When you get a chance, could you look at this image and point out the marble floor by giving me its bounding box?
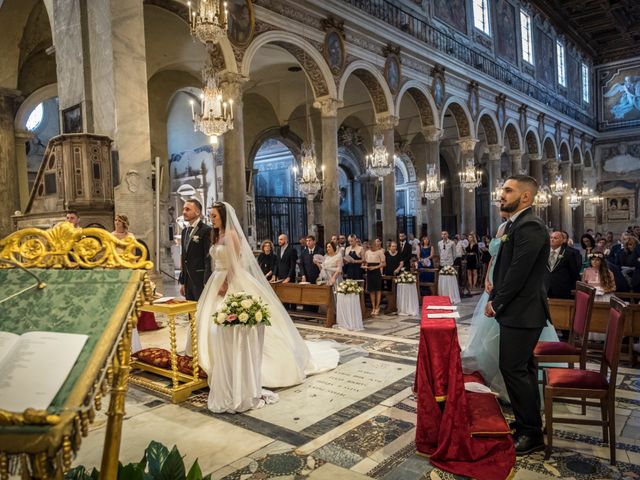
[71,291,640,480]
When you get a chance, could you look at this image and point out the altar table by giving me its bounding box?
[415,296,515,480]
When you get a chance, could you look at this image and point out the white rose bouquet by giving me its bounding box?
[394,271,417,284]
[440,265,457,276]
[336,279,364,295]
[213,291,271,327]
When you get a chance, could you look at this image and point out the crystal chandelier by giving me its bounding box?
[187,0,228,47]
[420,164,444,202]
[458,159,482,192]
[366,133,392,180]
[190,58,233,142]
[568,188,582,210]
[491,178,504,206]
[533,186,552,209]
[550,175,567,197]
[589,194,603,205]
[296,143,323,196]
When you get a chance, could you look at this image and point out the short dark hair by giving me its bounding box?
[306,235,316,241]
[506,175,539,195]
[186,198,203,212]
[66,210,79,216]
[326,241,338,253]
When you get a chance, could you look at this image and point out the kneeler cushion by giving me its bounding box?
[177,355,207,378]
[467,392,511,436]
[133,347,171,368]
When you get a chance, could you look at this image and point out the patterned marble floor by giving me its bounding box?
[72,293,640,479]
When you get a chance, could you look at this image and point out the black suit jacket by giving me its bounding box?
[275,244,298,281]
[490,207,550,328]
[300,245,324,284]
[179,221,212,299]
[398,241,412,268]
[548,246,580,299]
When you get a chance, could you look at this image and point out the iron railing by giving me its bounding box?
[255,196,308,244]
[340,214,366,240]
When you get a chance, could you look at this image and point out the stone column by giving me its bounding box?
[316,98,341,239]
[529,154,543,185]
[458,137,478,234]
[423,126,442,247]
[560,162,573,239]
[572,165,584,238]
[0,88,20,236]
[15,130,33,211]
[547,162,561,230]
[510,150,522,175]
[221,74,248,228]
[360,174,377,241]
[378,115,398,242]
[487,144,504,233]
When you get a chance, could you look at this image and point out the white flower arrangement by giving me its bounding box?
[336,279,364,295]
[394,271,417,284]
[440,265,457,276]
[213,292,271,327]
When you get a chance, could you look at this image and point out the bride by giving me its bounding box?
[196,202,339,412]
[461,221,559,402]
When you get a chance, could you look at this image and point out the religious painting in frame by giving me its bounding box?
[432,65,446,110]
[496,94,506,128]
[384,53,401,95]
[495,0,517,65]
[599,60,640,130]
[323,28,345,76]
[62,104,82,133]
[227,0,254,47]
[468,81,479,120]
[433,0,467,33]
[535,30,555,87]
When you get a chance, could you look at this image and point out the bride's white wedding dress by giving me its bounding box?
[195,204,339,413]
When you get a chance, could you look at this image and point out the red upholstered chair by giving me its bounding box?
[543,296,627,465]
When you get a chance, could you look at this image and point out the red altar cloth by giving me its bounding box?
[415,296,515,480]
[137,311,160,331]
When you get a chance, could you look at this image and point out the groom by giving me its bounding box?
[179,199,212,301]
[485,175,550,455]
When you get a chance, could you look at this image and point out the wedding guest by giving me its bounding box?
[579,233,596,271]
[65,210,81,228]
[257,240,277,280]
[438,231,455,266]
[338,234,347,255]
[615,235,640,290]
[112,214,135,241]
[548,231,580,299]
[343,234,364,280]
[582,252,616,301]
[466,233,480,290]
[408,232,420,257]
[274,234,297,283]
[398,232,412,269]
[364,238,386,315]
[317,241,343,286]
[419,236,434,268]
[300,235,323,284]
[384,241,404,276]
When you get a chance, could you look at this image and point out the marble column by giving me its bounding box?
[560,162,573,239]
[222,74,248,229]
[510,150,522,175]
[487,144,504,233]
[572,166,584,238]
[423,126,443,247]
[458,137,478,234]
[0,88,20,236]
[547,162,561,230]
[529,154,543,185]
[378,115,398,242]
[15,130,33,211]
[317,99,341,240]
[360,175,377,241]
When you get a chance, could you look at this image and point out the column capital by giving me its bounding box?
[14,129,34,141]
[487,144,504,161]
[457,137,478,153]
[422,126,443,143]
[219,72,249,102]
[313,97,342,117]
[546,161,559,176]
[375,114,399,131]
[528,154,543,162]
[0,87,22,100]
[509,150,522,158]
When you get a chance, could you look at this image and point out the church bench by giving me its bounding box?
[271,282,336,327]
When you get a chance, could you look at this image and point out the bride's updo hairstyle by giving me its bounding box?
[211,202,228,244]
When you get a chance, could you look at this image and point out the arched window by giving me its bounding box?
[26,103,43,131]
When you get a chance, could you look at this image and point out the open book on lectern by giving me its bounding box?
[0,331,87,412]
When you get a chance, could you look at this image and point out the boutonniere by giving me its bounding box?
[192,235,200,243]
[500,234,509,243]
[558,254,563,260]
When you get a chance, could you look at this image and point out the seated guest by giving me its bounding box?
[548,231,581,299]
[112,214,134,241]
[317,241,343,286]
[615,235,640,290]
[300,235,323,284]
[582,252,616,301]
[257,240,277,281]
[344,234,364,280]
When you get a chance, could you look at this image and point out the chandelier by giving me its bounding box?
[568,188,583,209]
[533,186,552,209]
[366,133,392,180]
[491,178,504,206]
[550,175,567,197]
[296,143,323,196]
[589,194,603,205]
[190,58,233,142]
[187,0,228,47]
[458,159,482,192]
[420,164,445,202]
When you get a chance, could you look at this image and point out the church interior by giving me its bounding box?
[1,0,640,478]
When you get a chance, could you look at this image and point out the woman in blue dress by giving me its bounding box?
[461,222,560,402]
[418,236,434,284]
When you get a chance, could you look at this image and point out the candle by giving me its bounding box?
[229,99,234,120]
[190,99,195,120]
[321,165,325,181]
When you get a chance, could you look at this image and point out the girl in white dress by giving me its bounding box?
[196,202,339,413]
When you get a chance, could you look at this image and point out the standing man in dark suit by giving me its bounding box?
[274,233,297,283]
[179,199,212,300]
[398,232,412,270]
[486,175,550,455]
[300,235,324,284]
[548,231,581,299]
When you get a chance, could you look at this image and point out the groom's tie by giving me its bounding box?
[548,250,557,270]
[184,226,193,249]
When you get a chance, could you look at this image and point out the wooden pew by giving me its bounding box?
[381,275,397,313]
[271,282,336,327]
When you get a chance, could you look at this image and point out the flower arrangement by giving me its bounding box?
[440,265,457,276]
[213,292,271,326]
[500,234,509,243]
[395,271,417,283]
[336,279,364,295]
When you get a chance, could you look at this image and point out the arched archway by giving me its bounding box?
[339,60,394,116]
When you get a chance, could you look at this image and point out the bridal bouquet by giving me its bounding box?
[213,292,272,326]
[440,266,457,276]
[395,271,417,284]
[336,279,364,295]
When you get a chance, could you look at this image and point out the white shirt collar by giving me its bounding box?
[508,206,531,223]
[189,218,201,228]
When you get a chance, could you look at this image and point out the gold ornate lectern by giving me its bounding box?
[0,223,153,479]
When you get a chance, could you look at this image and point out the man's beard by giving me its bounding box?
[500,196,521,213]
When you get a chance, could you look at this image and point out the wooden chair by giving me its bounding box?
[416,267,439,299]
[543,296,628,465]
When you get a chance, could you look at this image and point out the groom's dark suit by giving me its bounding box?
[179,220,212,301]
[490,207,550,438]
